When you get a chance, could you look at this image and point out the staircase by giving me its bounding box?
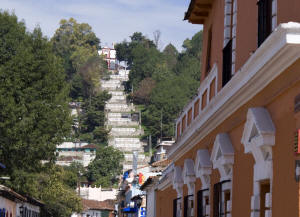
[101,69,148,171]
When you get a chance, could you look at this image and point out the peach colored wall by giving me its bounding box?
[157,60,300,217]
[277,0,300,24]
[156,186,177,217]
[200,0,300,92]
[201,0,224,91]
[234,0,257,72]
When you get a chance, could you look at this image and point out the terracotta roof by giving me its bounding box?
[81,144,97,149]
[140,176,160,191]
[82,199,115,211]
[151,159,171,167]
[0,185,26,202]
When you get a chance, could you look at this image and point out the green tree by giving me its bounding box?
[163,43,178,69]
[7,166,82,217]
[0,11,81,217]
[78,91,111,144]
[0,11,71,174]
[51,18,107,99]
[86,146,124,187]
[116,31,203,143]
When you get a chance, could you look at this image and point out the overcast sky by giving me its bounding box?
[2,0,202,51]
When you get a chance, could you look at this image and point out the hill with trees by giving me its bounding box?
[0,12,123,217]
[115,31,203,144]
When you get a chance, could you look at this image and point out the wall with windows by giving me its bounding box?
[200,0,300,92]
[156,60,300,217]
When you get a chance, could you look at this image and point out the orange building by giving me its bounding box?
[155,0,300,217]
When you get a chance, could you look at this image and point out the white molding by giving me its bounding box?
[169,22,300,162]
[211,133,234,181]
[157,163,174,191]
[241,107,275,217]
[195,149,212,189]
[183,159,196,195]
[176,63,218,139]
[173,166,184,197]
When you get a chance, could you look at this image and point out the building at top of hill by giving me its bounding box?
[99,45,117,71]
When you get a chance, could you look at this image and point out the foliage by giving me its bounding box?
[131,77,156,104]
[116,31,203,144]
[86,146,124,188]
[78,91,111,144]
[163,43,178,69]
[6,166,82,217]
[0,11,71,174]
[0,11,81,217]
[51,18,107,99]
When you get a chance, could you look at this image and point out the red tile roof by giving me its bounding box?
[81,144,97,149]
[151,159,171,167]
[82,199,115,211]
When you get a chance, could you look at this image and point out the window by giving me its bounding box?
[222,40,232,87]
[213,180,231,217]
[187,108,192,126]
[177,122,181,138]
[224,190,231,216]
[206,26,213,74]
[260,180,270,217]
[182,115,187,133]
[194,100,200,119]
[222,0,235,86]
[184,195,194,217]
[173,198,182,217]
[257,0,272,47]
[213,183,221,217]
[197,189,209,217]
[295,130,300,154]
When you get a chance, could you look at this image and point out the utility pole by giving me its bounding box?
[149,135,152,157]
[139,109,142,130]
[160,110,163,140]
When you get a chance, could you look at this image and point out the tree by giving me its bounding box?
[163,43,179,69]
[51,18,107,99]
[7,166,82,217]
[115,32,156,66]
[116,30,203,143]
[78,91,111,144]
[0,11,81,217]
[132,77,156,104]
[153,30,161,48]
[0,11,71,174]
[86,146,124,187]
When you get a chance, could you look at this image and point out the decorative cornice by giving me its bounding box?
[169,22,300,162]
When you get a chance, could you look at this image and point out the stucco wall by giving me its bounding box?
[156,186,177,217]
[156,60,300,217]
[0,197,16,217]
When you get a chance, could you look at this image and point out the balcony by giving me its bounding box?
[170,22,300,161]
[176,63,218,140]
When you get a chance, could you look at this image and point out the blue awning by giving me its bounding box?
[122,207,138,213]
[0,163,6,169]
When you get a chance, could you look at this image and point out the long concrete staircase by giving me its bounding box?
[101,69,148,171]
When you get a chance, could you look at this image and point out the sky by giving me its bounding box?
[1,0,202,51]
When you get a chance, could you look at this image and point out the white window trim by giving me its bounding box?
[195,149,212,190]
[173,166,184,217]
[211,133,235,216]
[241,107,275,217]
[223,0,237,75]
